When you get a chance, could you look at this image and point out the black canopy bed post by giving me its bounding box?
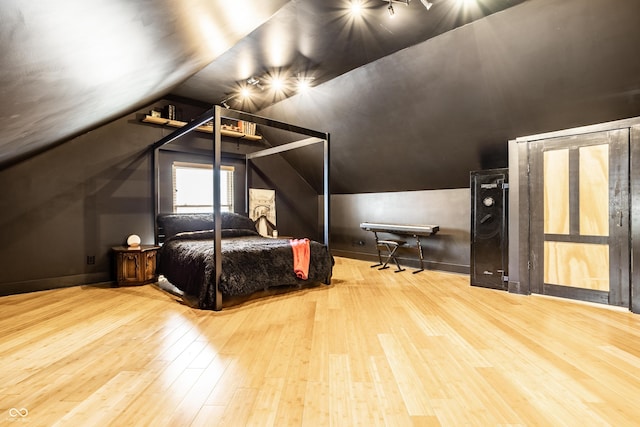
[212,106,223,311]
[153,147,160,245]
[323,133,330,248]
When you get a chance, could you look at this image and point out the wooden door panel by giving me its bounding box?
[543,149,570,235]
[579,144,609,236]
[544,241,609,291]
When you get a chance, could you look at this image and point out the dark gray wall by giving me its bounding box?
[330,189,470,273]
[0,99,319,295]
[260,0,640,194]
[0,109,155,294]
[248,153,324,242]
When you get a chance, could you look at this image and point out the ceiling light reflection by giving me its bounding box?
[421,0,433,10]
[263,25,295,68]
[197,14,228,57]
[236,49,255,81]
[452,0,481,20]
[217,1,283,40]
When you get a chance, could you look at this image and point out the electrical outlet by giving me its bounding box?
[86,255,96,265]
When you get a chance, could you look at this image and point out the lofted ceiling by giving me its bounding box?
[0,0,526,170]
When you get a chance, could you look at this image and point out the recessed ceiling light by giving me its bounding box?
[350,0,363,16]
[296,73,315,93]
[297,79,310,93]
[271,77,285,92]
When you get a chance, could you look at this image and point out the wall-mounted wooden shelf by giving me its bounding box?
[142,115,262,141]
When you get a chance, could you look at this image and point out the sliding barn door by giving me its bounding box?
[529,130,629,307]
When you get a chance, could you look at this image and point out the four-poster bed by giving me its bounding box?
[151,106,332,310]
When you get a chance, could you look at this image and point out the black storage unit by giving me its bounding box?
[470,168,508,290]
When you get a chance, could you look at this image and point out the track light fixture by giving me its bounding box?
[223,69,317,109]
[381,0,433,15]
[246,76,264,91]
[382,0,411,5]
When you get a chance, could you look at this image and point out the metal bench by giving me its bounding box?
[373,239,406,272]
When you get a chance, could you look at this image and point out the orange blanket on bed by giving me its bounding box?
[289,238,310,280]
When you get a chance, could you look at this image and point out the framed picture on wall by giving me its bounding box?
[249,188,276,237]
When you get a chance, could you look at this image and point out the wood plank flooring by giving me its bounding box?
[1,257,640,426]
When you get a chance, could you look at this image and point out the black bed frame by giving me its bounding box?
[150,106,330,311]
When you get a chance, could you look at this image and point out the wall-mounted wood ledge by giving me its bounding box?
[142,115,262,141]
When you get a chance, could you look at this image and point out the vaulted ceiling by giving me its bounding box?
[0,0,526,170]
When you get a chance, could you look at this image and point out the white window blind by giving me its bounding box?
[172,162,234,213]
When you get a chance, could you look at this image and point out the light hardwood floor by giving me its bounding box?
[1,257,640,426]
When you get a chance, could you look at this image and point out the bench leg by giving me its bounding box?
[379,243,405,272]
[392,253,405,273]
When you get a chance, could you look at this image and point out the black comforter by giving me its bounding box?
[158,229,334,309]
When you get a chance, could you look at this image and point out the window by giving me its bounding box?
[172,162,234,213]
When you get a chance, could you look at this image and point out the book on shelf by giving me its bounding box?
[205,119,258,136]
[238,121,256,135]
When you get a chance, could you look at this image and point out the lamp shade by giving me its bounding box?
[126,234,141,247]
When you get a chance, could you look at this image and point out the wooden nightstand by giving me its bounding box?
[112,245,160,286]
